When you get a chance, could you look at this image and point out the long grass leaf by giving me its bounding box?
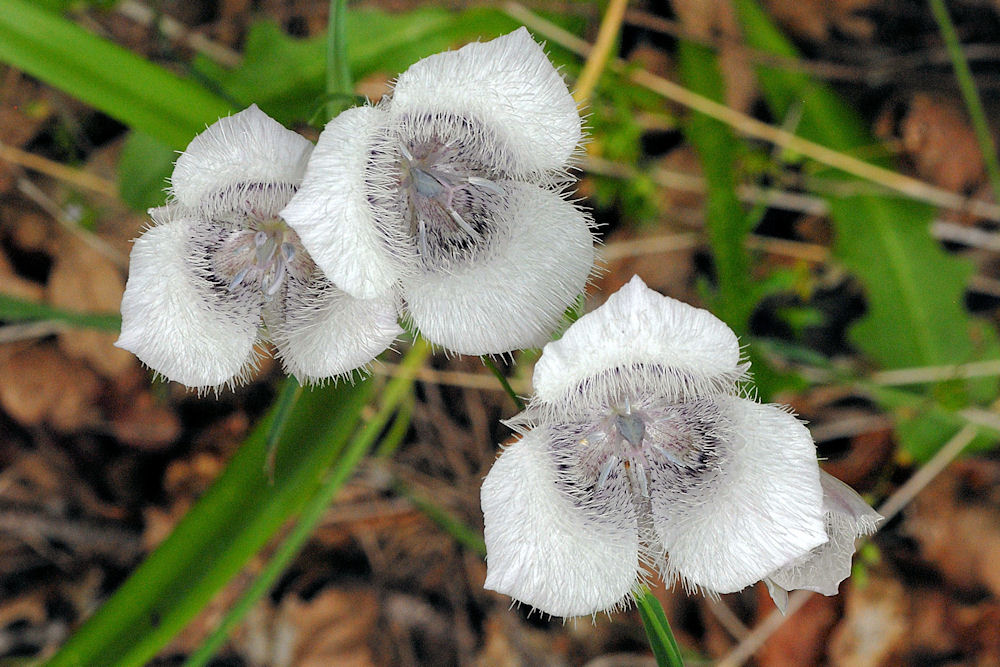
[0,0,233,149]
[46,380,373,667]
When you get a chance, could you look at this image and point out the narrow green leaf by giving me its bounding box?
[0,293,121,331]
[46,380,373,667]
[731,0,1000,459]
[635,589,685,667]
[184,339,431,667]
[0,0,233,149]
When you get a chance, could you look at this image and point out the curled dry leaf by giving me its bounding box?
[0,343,100,431]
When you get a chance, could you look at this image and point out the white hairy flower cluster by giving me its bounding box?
[116,26,879,623]
[116,28,594,390]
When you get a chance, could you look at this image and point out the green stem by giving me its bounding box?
[482,356,525,411]
[184,340,432,667]
[635,588,685,667]
[325,0,352,122]
[927,0,1000,204]
[392,479,487,557]
[265,378,303,481]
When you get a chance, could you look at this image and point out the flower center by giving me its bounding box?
[398,141,500,262]
[215,217,311,298]
[590,400,717,498]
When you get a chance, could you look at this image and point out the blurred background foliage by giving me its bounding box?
[2,0,1000,664]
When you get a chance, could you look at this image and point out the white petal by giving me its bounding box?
[482,428,640,618]
[273,277,402,383]
[171,105,313,207]
[403,183,593,355]
[115,215,259,389]
[531,275,744,413]
[650,397,827,594]
[390,27,581,175]
[280,106,405,299]
[766,471,882,600]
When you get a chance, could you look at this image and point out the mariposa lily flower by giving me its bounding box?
[116,105,402,390]
[481,275,880,617]
[281,28,595,355]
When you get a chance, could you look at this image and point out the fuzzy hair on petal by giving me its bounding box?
[170,105,313,208]
[402,182,594,355]
[280,105,406,300]
[650,397,827,594]
[529,275,746,416]
[115,212,260,390]
[272,274,402,383]
[482,428,641,618]
[765,470,882,603]
[390,27,581,176]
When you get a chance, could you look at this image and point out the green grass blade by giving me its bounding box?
[0,293,121,331]
[635,588,685,667]
[184,340,430,666]
[927,0,1000,203]
[324,0,352,121]
[676,42,751,332]
[0,0,233,149]
[46,379,373,667]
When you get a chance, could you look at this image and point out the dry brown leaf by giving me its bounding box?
[892,93,986,196]
[108,390,181,450]
[762,0,876,42]
[272,587,378,667]
[904,460,1000,597]
[828,573,909,667]
[46,235,131,379]
[0,342,101,431]
[755,589,839,666]
[671,0,757,113]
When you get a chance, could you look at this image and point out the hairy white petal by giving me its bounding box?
[765,471,882,608]
[531,275,744,413]
[651,397,827,594]
[280,105,404,299]
[171,105,313,207]
[115,216,259,389]
[273,277,402,383]
[403,183,594,355]
[390,27,581,175]
[482,428,640,617]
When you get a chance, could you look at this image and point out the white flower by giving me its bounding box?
[281,28,595,355]
[481,276,878,618]
[764,470,883,613]
[116,105,402,390]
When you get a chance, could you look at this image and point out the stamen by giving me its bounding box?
[266,261,286,295]
[597,455,618,490]
[228,267,250,292]
[281,242,296,263]
[446,206,483,241]
[466,176,503,194]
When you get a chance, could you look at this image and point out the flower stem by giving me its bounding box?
[927,0,1000,205]
[324,0,352,122]
[635,588,685,667]
[482,356,526,411]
